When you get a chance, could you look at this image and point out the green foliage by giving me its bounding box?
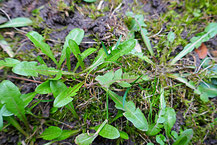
[95,124,120,139]
[0,80,25,122]
[167,31,176,43]
[54,82,84,108]
[96,69,143,88]
[173,129,193,145]
[55,130,80,141]
[119,131,129,139]
[75,133,96,145]
[75,120,107,145]
[0,58,20,67]
[35,80,52,94]
[59,28,84,66]
[123,102,148,131]
[98,39,137,69]
[0,39,14,57]
[106,89,148,131]
[168,73,217,102]
[171,23,217,64]
[20,92,37,107]
[67,39,85,70]
[12,61,60,77]
[0,80,32,131]
[0,17,32,28]
[163,107,176,137]
[126,12,153,56]
[41,126,62,140]
[83,0,96,3]
[197,82,217,102]
[41,126,79,142]
[156,134,166,145]
[0,105,13,129]
[146,89,176,138]
[73,48,96,72]
[26,31,58,66]
[1,8,215,143]
[106,39,136,62]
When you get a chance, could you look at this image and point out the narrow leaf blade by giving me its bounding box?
[0,17,32,28]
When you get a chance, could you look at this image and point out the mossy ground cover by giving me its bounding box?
[0,0,216,144]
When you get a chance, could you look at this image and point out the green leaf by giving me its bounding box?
[26,31,58,65]
[12,61,61,77]
[198,82,217,102]
[0,105,13,116]
[69,39,81,57]
[96,69,140,88]
[126,12,153,56]
[0,80,26,122]
[146,123,161,136]
[67,40,85,70]
[160,89,166,110]
[101,41,109,56]
[141,28,154,56]
[0,115,3,130]
[75,120,107,145]
[167,31,175,43]
[0,16,7,24]
[97,39,136,70]
[198,82,217,98]
[41,126,62,140]
[105,90,148,131]
[54,82,84,108]
[118,81,131,88]
[4,116,29,137]
[119,131,129,139]
[163,107,176,137]
[50,80,67,98]
[147,89,171,136]
[0,80,21,104]
[168,74,200,94]
[170,23,217,65]
[96,71,114,88]
[83,0,96,2]
[81,48,97,59]
[34,64,61,76]
[66,46,72,71]
[0,39,14,57]
[59,28,84,66]
[132,52,154,65]
[0,17,32,28]
[73,48,97,72]
[52,70,62,80]
[156,134,166,145]
[106,39,136,62]
[35,80,52,94]
[126,12,146,31]
[12,61,38,76]
[85,48,106,73]
[95,124,120,139]
[113,35,122,51]
[20,92,37,107]
[123,103,148,131]
[173,129,193,145]
[55,130,80,141]
[171,131,178,139]
[75,133,96,145]
[0,58,20,67]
